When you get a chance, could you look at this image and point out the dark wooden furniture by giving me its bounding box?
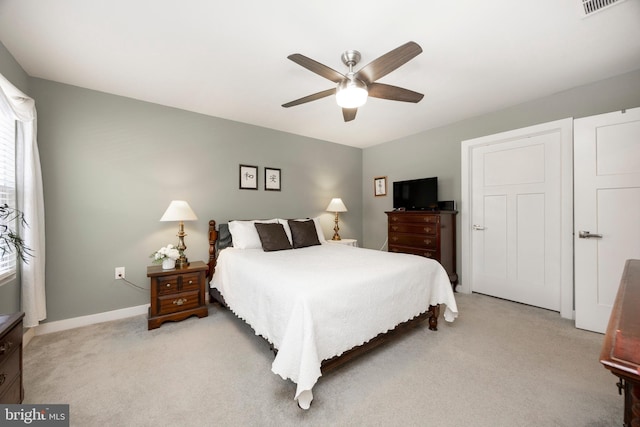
[601,259,640,427]
[147,261,208,330]
[0,312,24,403]
[205,220,441,376]
[386,210,458,289]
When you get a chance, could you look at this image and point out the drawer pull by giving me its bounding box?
[391,237,398,242]
[423,239,432,245]
[0,373,5,387]
[166,284,171,287]
[173,298,187,306]
[0,341,12,355]
[188,280,193,284]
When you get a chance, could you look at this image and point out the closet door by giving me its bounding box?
[574,107,640,333]
[461,119,573,317]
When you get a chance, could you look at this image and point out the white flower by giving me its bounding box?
[150,244,181,263]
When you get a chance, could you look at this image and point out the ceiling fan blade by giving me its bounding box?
[355,41,422,84]
[288,54,345,84]
[282,88,336,108]
[368,83,424,103]
[342,108,357,122]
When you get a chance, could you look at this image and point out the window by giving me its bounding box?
[0,112,17,282]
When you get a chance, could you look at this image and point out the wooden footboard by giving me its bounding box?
[321,305,439,374]
[206,219,440,375]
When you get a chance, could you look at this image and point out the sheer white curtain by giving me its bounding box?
[0,73,46,327]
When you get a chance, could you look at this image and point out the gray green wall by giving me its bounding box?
[362,69,640,289]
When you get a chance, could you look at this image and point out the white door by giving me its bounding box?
[461,119,573,317]
[574,108,640,333]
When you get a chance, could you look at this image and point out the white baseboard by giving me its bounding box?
[33,304,149,336]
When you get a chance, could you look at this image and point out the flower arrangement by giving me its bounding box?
[150,244,180,264]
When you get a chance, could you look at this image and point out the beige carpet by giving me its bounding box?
[23,293,622,426]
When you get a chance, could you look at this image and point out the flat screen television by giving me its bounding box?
[393,177,438,211]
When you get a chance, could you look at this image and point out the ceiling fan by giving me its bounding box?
[282,41,424,122]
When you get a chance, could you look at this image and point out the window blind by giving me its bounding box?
[0,112,17,281]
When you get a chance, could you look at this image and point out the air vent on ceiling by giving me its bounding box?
[578,0,628,17]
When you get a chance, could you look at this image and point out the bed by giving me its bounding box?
[206,218,458,409]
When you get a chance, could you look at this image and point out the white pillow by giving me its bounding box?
[229,219,278,249]
[278,217,326,245]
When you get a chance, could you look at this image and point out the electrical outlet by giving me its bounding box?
[115,267,125,280]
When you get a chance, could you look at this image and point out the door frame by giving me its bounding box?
[460,118,574,319]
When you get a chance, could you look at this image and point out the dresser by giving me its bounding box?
[600,259,640,427]
[0,312,24,403]
[386,211,457,289]
[147,261,208,330]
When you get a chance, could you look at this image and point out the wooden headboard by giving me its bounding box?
[207,220,218,283]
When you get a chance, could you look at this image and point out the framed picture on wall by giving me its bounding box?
[239,164,258,190]
[265,167,281,191]
[374,176,387,196]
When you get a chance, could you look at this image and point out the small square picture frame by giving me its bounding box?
[374,176,387,197]
[239,164,258,190]
[265,167,281,191]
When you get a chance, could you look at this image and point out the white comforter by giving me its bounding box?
[210,243,458,408]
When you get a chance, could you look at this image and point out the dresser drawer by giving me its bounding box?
[389,244,437,259]
[158,291,202,315]
[389,233,438,249]
[388,214,440,225]
[0,349,20,401]
[0,372,21,404]
[0,323,21,367]
[157,272,201,296]
[389,223,438,235]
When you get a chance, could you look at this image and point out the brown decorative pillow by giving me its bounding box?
[254,222,292,252]
[288,219,321,249]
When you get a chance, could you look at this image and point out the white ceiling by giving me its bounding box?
[1,0,639,148]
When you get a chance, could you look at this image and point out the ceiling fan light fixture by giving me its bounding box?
[336,77,368,108]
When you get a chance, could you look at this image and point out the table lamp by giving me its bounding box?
[326,198,348,241]
[160,200,198,268]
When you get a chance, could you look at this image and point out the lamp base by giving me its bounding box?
[332,212,341,240]
[176,256,189,269]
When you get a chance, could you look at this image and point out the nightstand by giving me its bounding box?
[326,238,358,247]
[147,261,208,330]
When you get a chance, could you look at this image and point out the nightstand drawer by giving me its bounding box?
[0,324,21,366]
[158,291,201,315]
[156,272,201,296]
[0,349,20,400]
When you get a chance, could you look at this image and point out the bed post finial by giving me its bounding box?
[208,220,218,283]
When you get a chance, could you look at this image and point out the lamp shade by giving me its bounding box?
[326,198,348,212]
[160,200,198,222]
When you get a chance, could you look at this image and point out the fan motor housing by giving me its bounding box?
[341,50,361,67]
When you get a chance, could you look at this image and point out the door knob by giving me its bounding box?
[578,230,602,239]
